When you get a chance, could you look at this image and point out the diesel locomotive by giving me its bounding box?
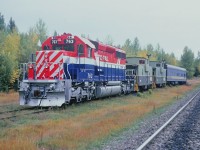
[18,33,187,107]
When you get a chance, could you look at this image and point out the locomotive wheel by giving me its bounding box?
[61,103,66,109]
[76,97,82,103]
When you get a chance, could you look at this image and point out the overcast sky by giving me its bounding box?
[1,0,200,59]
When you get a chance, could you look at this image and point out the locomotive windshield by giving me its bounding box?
[52,44,62,50]
[51,44,74,51]
[63,44,74,51]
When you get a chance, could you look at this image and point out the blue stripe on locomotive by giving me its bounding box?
[64,63,126,81]
[166,65,186,82]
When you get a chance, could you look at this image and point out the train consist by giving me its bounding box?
[18,33,187,107]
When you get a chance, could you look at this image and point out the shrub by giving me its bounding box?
[148,89,153,95]
[137,92,144,97]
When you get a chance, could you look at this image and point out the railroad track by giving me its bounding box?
[0,107,35,114]
[136,90,200,150]
[0,103,18,108]
[0,107,49,120]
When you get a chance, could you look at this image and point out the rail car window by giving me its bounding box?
[116,51,121,58]
[89,40,98,50]
[43,45,50,50]
[126,70,135,76]
[139,60,145,64]
[121,53,126,59]
[156,64,160,67]
[87,47,92,58]
[116,51,126,59]
[63,44,74,51]
[78,44,84,55]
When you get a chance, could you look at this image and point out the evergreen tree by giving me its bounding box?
[146,44,154,52]
[194,51,200,77]
[19,28,39,63]
[104,35,114,46]
[53,30,58,36]
[122,39,132,57]
[0,13,5,31]
[7,17,16,32]
[132,37,140,55]
[180,46,194,78]
[155,44,163,61]
[35,19,48,43]
[0,54,12,91]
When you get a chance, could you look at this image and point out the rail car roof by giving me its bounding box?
[150,60,164,63]
[126,56,146,59]
[78,36,96,49]
[167,64,186,71]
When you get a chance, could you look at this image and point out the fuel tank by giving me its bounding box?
[96,86,121,98]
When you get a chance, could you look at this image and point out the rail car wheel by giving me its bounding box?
[139,86,143,92]
[76,97,82,103]
[87,95,92,101]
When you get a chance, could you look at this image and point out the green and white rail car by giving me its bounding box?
[126,57,153,90]
[150,61,166,87]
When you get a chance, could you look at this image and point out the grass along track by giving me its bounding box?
[0,79,200,150]
[0,92,18,105]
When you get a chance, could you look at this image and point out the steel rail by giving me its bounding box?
[0,107,36,115]
[137,90,200,150]
[0,109,49,120]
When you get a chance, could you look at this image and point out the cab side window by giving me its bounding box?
[77,44,84,55]
[88,47,92,58]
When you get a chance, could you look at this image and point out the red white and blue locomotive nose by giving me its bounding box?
[36,50,64,80]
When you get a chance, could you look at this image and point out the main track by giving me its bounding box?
[137,89,200,150]
[100,87,200,150]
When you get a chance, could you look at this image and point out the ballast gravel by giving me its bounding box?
[97,87,200,150]
[146,87,200,150]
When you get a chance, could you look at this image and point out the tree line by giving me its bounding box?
[0,13,48,91]
[0,12,199,91]
[120,38,198,79]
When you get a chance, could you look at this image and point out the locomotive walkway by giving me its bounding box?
[101,88,200,150]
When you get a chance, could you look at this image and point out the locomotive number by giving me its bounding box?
[65,39,74,44]
[99,55,108,61]
[51,39,58,44]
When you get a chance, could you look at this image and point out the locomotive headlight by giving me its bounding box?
[49,84,55,91]
[25,85,29,91]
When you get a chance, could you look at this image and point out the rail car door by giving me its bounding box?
[85,46,94,81]
[99,59,105,81]
[152,68,156,84]
[77,44,86,81]
[94,51,105,81]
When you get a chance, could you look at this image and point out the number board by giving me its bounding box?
[64,39,74,44]
[51,39,58,44]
